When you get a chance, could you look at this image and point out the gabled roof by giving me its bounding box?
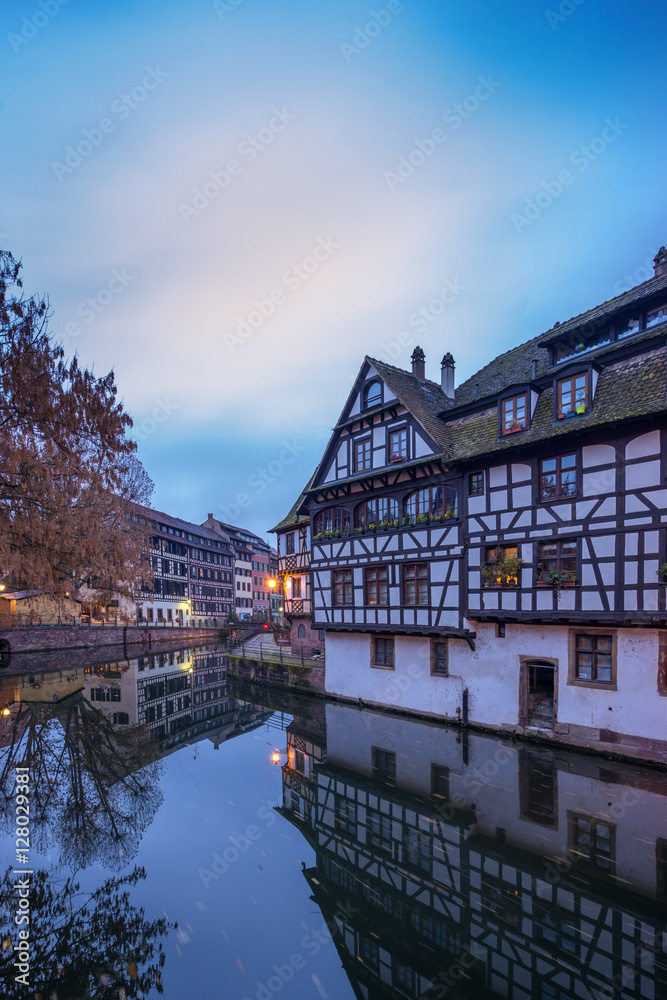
[368,357,452,451]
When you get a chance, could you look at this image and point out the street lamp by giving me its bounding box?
[267,578,277,622]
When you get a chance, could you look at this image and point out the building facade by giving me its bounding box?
[281,249,667,761]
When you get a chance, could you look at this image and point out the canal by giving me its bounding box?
[1,642,666,999]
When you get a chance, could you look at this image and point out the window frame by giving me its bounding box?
[332,568,354,606]
[468,471,484,497]
[388,426,408,463]
[362,380,383,410]
[535,538,578,588]
[556,370,589,418]
[567,629,617,690]
[354,437,372,472]
[499,392,528,435]
[431,639,449,676]
[365,565,389,606]
[372,636,394,669]
[538,451,578,502]
[403,562,429,605]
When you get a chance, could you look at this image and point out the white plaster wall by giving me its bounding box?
[325,624,667,741]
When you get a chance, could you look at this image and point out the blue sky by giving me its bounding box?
[1,0,665,539]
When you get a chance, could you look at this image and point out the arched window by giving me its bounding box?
[363,381,382,409]
[297,624,306,638]
[313,507,350,536]
[404,486,458,524]
[354,497,399,529]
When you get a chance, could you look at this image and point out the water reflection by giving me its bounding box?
[279,700,667,1000]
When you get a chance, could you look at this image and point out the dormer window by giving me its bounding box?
[646,305,667,330]
[501,394,527,435]
[363,381,382,409]
[554,328,610,364]
[557,372,588,418]
[617,316,640,339]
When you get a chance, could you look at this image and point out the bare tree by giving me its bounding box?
[0,249,153,605]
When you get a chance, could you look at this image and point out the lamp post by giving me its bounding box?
[267,578,277,623]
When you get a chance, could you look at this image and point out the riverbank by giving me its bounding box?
[0,624,223,656]
[223,653,667,769]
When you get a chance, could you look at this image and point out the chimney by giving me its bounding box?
[411,345,425,382]
[440,352,455,399]
[654,247,667,277]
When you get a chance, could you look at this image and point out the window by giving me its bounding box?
[334,796,357,836]
[404,563,428,604]
[314,507,350,536]
[354,496,399,529]
[554,329,611,364]
[647,304,667,329]
[354,438,372,472]
[501,393,527,434]
[569,813,615,872]
[365,566,388,605]
[557,372,588,417]
[286,532,295,554]
[573,633,613,684]
[536,539,577,586]
[432,640,448,676]
[404,485,457,523]
[388,427,408,461]
[468,472,484,496]
[363,381,382,409]
[539,453,577,501]
[431,764,450,801]
[372,747,396,783]
[369,636,394,670]
[483,546,520,587]
[333,569,353,605]
[617,316,640,339]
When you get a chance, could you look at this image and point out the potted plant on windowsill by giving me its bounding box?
[481,554,523,588]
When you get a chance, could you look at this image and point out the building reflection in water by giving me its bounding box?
[0,646,272,867]
[280,702,667,1000]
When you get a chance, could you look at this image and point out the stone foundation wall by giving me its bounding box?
[0,625,222,655]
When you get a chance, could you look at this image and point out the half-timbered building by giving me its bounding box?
[279,702,667,1000]
[281,247,667,761]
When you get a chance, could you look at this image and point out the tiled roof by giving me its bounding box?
[536,270,667,344]
[449,349,667,462]
[368,357,452,451]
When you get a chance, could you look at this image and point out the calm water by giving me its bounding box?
[1,642,666,1000]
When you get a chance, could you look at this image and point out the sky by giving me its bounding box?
[1,0,665,540]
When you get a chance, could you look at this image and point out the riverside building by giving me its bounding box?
[274,247,667,762]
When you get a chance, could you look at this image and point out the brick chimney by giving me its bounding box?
[654,247,667,277]
[441,352,455,400]
[411,346,425,382]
